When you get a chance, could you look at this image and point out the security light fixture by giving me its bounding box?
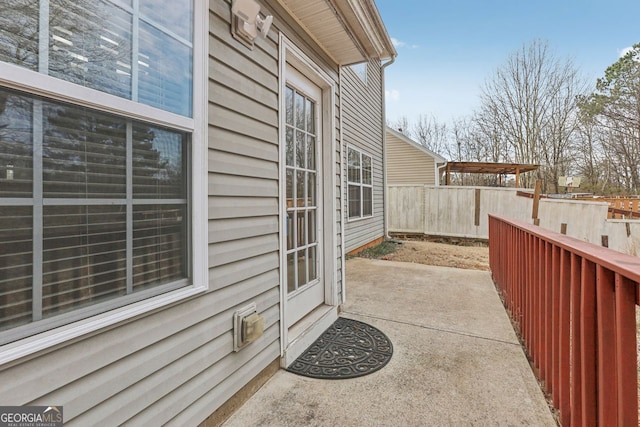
[231,0,273,47]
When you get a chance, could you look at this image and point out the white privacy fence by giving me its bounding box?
[388,185,640,256]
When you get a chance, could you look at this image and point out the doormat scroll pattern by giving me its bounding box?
[287,317,393,379]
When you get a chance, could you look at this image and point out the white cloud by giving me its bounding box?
[385,89,400,102]
[391,37,405,48]
[391,37,420,49]
[618,46,633,57]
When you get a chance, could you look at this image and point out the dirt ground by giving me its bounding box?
[382,240,490,271]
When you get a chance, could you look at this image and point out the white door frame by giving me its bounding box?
[278,35,339,359]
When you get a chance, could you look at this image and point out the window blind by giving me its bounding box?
[0,206,33,331]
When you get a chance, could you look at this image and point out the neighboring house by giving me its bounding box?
[0,1,394,425]
[386,126,447,185]
[342,58,395,254]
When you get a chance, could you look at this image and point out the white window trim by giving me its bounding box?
[0,0,208,364]
[347,146,374,221]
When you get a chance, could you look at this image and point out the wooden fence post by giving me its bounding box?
[532,179,541,224]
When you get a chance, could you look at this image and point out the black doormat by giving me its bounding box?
[286,317,393,379]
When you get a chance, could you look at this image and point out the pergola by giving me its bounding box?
[443,162,539,188]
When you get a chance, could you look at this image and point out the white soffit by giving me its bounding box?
[276,0,395,65]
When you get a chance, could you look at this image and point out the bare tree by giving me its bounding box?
[477,40,587,190]
[411,114,450,157]
[388,116,411,135]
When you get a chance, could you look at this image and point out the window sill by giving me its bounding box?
[347,214,375,223]
[0,285,206,366]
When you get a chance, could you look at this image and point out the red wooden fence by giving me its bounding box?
[489,214,639,426]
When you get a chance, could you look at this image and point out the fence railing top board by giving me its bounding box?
[489,213,640,285]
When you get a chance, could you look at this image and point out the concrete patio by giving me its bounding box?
[223,258,556,426]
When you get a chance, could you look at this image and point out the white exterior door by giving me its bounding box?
[283,65,324,329]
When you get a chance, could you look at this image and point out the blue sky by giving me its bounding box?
[376,0,640,125]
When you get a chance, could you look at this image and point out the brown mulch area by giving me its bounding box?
[381,240,490,271]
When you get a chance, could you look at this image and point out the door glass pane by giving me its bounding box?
[285,87,294,125]
[287,252,296,293]
[296,170,305,207]
[0,206,33,331]
[297,249,307,288]
[295,91,304,130]
[0,0,39,70]
[305,98,314,134]
[307,172,316,206]
[297,211,306,247]
[286,169,293,207]
[285,128,294,166]
[308,209,316,243]
[49,0,133,99]
[286,211,294,250]
[43,102,127,198]
[307,135,315,170]
[308,246,317,282]
[0,89,33,198]
[295,131,305,168]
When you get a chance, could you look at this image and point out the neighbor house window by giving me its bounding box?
[347,147,373,219]
[0,0,199,345]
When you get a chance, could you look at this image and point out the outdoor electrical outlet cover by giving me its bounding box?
[242,312,264,343]
[233,302,263,352]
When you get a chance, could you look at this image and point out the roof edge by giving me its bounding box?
[331,0,397,61]
[386,126,447,163]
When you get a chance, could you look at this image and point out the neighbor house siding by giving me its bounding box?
[386,131,438,185]
[342,59,385,253]
[0,1,344,426]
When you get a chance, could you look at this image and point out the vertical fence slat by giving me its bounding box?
[537,237,545,374]
[527,233,533,352]
[581,259,597,426]
[559,249,571,426]
[551,245,561,406]
[614,275,638,426]
[596,266,617,426]
[521,229,525,324]
[570,253,583,427]
[531,236,539,367]
[544,241,553,392]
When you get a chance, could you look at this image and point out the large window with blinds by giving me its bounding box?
[347,147,373,220]
[0,0,198,345]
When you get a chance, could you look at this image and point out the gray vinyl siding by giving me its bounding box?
[342,59,385,253]
[387,132,438,185]
[0,1,343,426]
